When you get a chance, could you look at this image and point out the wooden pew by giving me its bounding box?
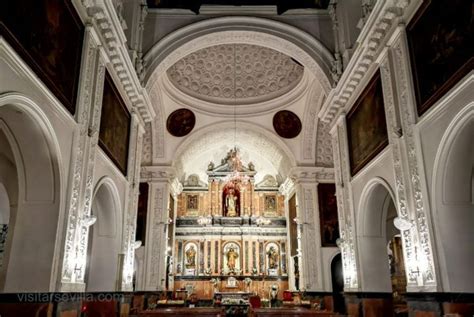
[138,307,225,317]
[249,307,341,317]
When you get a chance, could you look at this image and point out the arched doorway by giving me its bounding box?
[432,104,474,292]
[0,98,62,292]
[86,179,121,291]
[331,253,344,313]
[357,179,407,298]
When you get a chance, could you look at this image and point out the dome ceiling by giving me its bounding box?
[166,44,304,105]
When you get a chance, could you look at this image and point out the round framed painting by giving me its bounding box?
[273,110,302,138]
[166,108,196,137]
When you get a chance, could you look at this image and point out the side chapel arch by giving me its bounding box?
[356,177,399,292]
[0,93,63,292]
[432,102,474,292]
[86,177,122,291]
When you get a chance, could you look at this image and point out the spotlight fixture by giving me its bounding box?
[82,215,97,227]
[393,217,412,231]
[133,240,142,249]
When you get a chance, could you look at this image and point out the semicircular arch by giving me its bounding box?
[144,16,334,93]
[173,121,297,182]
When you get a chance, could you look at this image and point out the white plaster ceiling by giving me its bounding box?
[173,122,295,185]
[166,44,304,105]
[143,23,334,182]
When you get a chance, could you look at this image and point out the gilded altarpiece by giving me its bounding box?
[173,150,288,299]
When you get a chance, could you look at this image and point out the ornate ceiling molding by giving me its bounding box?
[160,69,312,116]
[319,0,416,125]
[166,43,304,105]
[144,16,334,94]
[77,0,155,123]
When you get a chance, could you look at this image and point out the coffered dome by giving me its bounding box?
[166,44,304,105]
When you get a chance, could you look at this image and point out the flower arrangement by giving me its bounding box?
[210,277,220,292]
[244,277,252,292]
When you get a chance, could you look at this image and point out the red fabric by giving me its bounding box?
[249,296,261,309]
[283,291,292,301]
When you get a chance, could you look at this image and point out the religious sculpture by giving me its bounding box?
[208,161,215,171]
[185,245,196,269]
[225,189,238,217]
[226,247,239,272]
[267,246,279,269]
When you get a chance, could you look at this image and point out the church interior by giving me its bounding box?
[0,0,473,316]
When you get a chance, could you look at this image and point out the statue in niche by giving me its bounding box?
[225,189,238,217]
[267,246,279,269]
[185,245,196,269]
[226,247,239,272]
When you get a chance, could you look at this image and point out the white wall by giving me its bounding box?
[0,34,132,291]
[417,73,474,292]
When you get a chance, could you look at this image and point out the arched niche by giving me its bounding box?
[356,178,398,292]
[183,242,198,275]
[0,94,62,292]
[265,242,280,275]
[432,103,474,292]
[86,178,122,291]
[222,241,241,275]
[222,184,240,217]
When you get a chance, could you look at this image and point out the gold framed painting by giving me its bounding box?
[407,0,474,116]
[346,71,388,176]
[99,72,131,175]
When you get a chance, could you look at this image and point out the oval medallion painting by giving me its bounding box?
[273,110,302,138]
[166,108,196,137]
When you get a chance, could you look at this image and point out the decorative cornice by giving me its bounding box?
[289,166,335,183]
[78,0,155,123]
[170,177,184,196]
[140,165,177,182]
[279,177,295,197]
[319,0,416,124]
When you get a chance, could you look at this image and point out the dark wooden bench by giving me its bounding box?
[138,307,225,317]
[249,307,340,317]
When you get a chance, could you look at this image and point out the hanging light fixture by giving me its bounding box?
[223,44,249,188]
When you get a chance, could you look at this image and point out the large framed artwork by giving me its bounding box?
[347,71,388,176]
[288,194,297,257]
[318,183,339,247]
[136,183,149,246]
[407,0,474,116]
[0,0,84,115]
[99,72,131,175]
